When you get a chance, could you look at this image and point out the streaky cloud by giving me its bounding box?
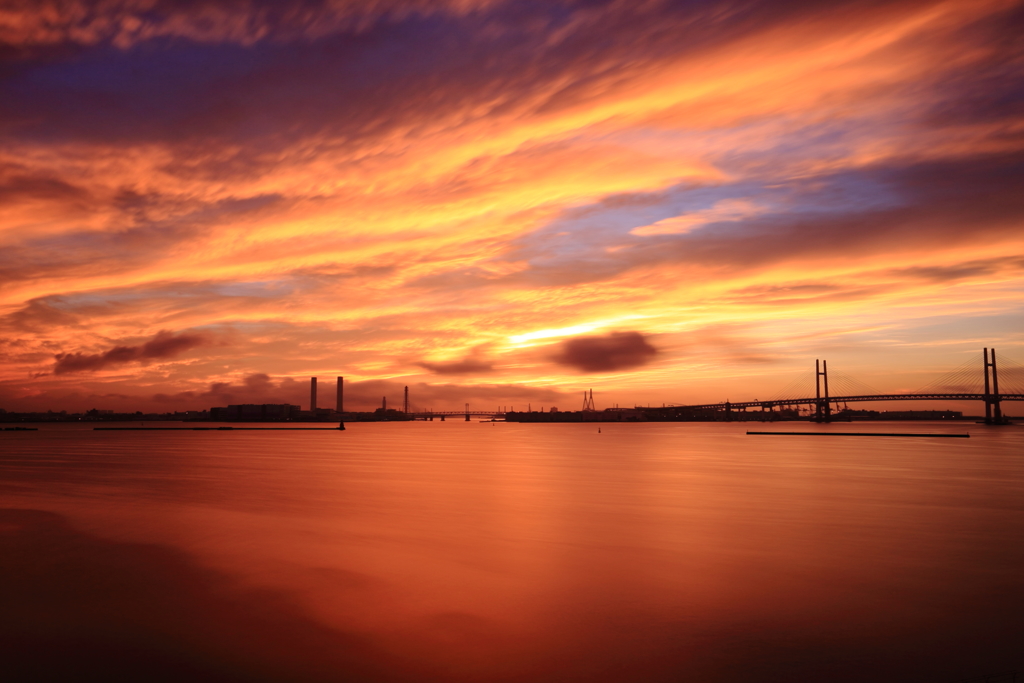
[53,330,211,374]
[416,358,495,375]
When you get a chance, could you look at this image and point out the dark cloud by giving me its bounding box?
[416,358,494,375]
[244,373,274,389]
[553,331,657,373]
[200,381,239,406]
[138,331,205,358]
[188,373,283,405]
[0,0,907,162]
[0,0,498,51]
[0,171,91,204]
[889,257,1024,284]
[921,2,1024,129]
[53,330,210,374]
[2,298,79,333]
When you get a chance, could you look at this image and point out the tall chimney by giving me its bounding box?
[336,377,343,414]
[404,386,409,413]
[310,377,317,412]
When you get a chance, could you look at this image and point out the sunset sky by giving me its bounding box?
[1,0,1022,413]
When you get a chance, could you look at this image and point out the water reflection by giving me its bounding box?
[1,422,1022,681]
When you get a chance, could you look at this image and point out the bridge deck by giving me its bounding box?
[672,393,1024,411]
[409,412,503,417]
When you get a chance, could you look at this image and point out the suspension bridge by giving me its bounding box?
[661,348,1023,424]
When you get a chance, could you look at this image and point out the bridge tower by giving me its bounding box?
[814,360,831,423]
[984,348,1005,424]
[582,389,596,411]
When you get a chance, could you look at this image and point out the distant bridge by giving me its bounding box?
[408,410,504,421]
[340,348,1022,424]
[659,348,1022,424]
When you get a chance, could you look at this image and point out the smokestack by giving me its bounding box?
[310,377,317,411]
[336,377,343,414]
[404,386,409,413]
[382,396,387,411]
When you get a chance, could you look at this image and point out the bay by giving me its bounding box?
[1,421,1022,682]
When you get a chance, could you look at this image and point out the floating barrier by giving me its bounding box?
[747,431,969,438]
[94,426,345,431]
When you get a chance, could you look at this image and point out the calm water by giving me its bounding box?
[1,421,1022,682]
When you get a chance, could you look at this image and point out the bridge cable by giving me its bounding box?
[912,353,985,395]
[827,371,883,398]
[769,369,816,403]
[995,353,1024,395]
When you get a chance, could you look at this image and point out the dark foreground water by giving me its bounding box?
[1,421,1022,683]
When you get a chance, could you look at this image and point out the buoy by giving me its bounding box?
[598,427,601,433]
[338,421,346,431]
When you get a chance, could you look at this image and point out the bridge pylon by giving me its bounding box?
[814,359,832,423]
[582,389,596,411]
[984,348,1007,424]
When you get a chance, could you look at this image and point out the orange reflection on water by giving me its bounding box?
[1,421,1023,682]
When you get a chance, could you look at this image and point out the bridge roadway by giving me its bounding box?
[409,411,503,419]
[674,393,1024,412]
